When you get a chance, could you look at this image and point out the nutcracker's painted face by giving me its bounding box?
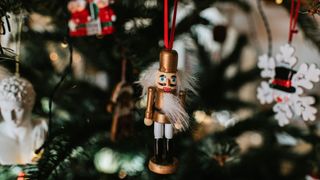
[273,90,290,104]
[156,71,177,92]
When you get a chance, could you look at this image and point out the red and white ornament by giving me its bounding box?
[68,0,90,36]
[95,0,116,35]
[257,44,320,126]
[68,0,116,37]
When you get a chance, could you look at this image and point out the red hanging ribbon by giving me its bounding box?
[164,0,169,48]
[164,0,179,50]
[288,0,300,43]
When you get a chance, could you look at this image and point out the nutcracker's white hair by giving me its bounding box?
[137,61,197,131]
[162,93,189,130]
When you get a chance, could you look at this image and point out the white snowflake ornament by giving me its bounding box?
[257,44,320,126]
[257,54,275,78]
[275,44,297,68]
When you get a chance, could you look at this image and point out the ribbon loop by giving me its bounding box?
[164,0,179,50]
[288,0,301,43]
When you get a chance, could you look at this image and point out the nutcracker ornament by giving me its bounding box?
[107,82,134,142]
[107,59,134,142]
[139,0,196,174]
[257,0,320,126]
[139,49,196,174]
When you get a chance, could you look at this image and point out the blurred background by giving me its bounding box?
[0,0,320,179]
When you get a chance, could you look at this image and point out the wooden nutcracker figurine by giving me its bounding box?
[107,82,134,142]
[140,49,195,174]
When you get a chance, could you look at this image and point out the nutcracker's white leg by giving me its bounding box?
[164,123,174,163]
[154,122,164,139]
[154,122,164,163]
[164,123,173,139]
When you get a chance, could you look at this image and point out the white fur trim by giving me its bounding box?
[137,62,158,96]
[162,93,189,131]
[177,70,197,95]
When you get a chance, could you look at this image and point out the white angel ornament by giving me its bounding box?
[0,76,48,164]
[257,44,320,126]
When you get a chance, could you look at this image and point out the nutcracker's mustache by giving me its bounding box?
[158,82,176,87]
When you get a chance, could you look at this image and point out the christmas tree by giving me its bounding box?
[0,0,320,179]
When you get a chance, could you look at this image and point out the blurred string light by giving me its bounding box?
[193,110,239,128]
[60,42,68,48]
[118,170,127,179]
[275,132,313,155]
[214,110,239,128]
[120,154,145,176]
[236,131,264,154]
[192,110,219,140]
[94,148,120,174]
[144,0,157,8]
[263,0,283,5]
[193,110,212,124]
[41,98,50,113]
[47,41,84,75]
[49,51,82,64]
[280,160,294,176]
[49,52,58,62]
[276,132,297,146]
[16,172,25,180]
[94,148,146,176]
[124,18,152,33]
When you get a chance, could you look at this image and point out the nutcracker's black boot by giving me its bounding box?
[164,139,173,164]
[154,138,163,164]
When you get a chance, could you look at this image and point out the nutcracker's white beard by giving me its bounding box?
[162,93,189,131]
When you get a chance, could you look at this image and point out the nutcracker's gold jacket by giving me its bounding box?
[145,87,185,124]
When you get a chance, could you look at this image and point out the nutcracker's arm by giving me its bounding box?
[179,90,186,107]
[145,87,156,120]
